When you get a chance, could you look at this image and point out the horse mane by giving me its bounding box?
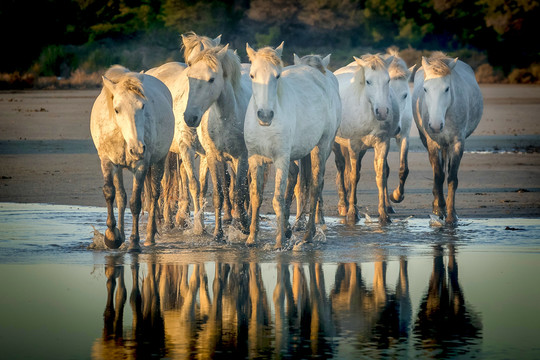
[423,51,453,78]
[190,46,243,91]
[103,65,146,115]
[253,47,284,68]
[299,55,326,74]
[359,53,387,71]
[384,48,411,80]
[181,31,217,63]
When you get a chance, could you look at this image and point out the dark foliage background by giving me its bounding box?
[1,0,538,85]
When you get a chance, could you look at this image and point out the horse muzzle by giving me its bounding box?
[428,121,444,133]
[257,109,274,126]
[184,111,202,128]
[375,107,389,121]
[128,143,146,160]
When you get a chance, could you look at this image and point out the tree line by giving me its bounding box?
[1,0,538,80]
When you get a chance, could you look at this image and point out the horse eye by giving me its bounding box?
[187,62,192,67]
[402,94,408,100]
[445,87,449,93]
[423,87,427,93]
[209,78,215,83]
[250,74,254,79]
[114,108,119,114]
[141,104,145,110]
[276,74,281,79]
[366,80,371,85]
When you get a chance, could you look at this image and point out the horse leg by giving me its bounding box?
[128,166,148,252]
[101,160,124,249]
[113,169,127,241]
[316,180,325,226]
[333,142,348,217]
[303,146,325,243]
[233,155,250,234]
[346,149,364,224]
[161,152,178,229]
[427,143,446,218]
[246,159,265,246]
[384,162,395,214]
[273,158,290,249]
[293,157,308,230]
[145,159,166,246]
[285,161,299,237]
[222,163,233,224]
[207,155,225,242]
[374,141,391,224]
[446,141,464,225]
[391,135,409,204]
[176,162,190,228]
[181,146,204,235]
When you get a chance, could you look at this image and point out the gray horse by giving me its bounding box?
[412,52,483,225]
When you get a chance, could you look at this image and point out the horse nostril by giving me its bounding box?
[268,110,274,119]
[142,145,146,153]
[257,109,264,119]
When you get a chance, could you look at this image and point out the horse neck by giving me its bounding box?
[213,79,242,127]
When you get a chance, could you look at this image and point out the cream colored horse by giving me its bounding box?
[90,65,174,250]
[145,32,221,233]
[333,54,400,225]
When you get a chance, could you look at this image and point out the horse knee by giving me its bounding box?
[103,184,115,201]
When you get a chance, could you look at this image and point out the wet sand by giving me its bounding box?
[0,85,539,220]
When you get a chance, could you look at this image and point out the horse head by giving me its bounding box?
[182,45,229,128]
[421,54,458,134]
[181,31,222,66]
[354,54,394,121]
[103,71,147,160]
[246,42,284,126]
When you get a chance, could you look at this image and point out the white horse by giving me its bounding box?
[333,54,400,225]
[182,44,252,241]
[244,43,341,248]
[90,65,174,250]
[384,49,414,205]
[145,32,220,233]
[292,53,338,227]
[412,52,483,224]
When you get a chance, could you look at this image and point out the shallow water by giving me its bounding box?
[1,203,540,359]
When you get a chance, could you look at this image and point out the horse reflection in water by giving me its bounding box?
[93,255,166,359]
[413,243,482,357]
[93,248,481,358]
[330,254,412,347]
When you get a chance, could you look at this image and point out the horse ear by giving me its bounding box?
[448,57,458,70]
[293,53,301,65]
[384,55,395,68]
[181,33,188,47]
[275,41,284,58]
[353,56,366,68]
[102,76,116,93]
[322,54,331,68]
[421,56,431,70]
[246,43,256,62]
[408,65,416,82]
[213,34,222,47]
[217,44,229,58]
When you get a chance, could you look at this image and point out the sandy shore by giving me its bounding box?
[0,85,539,220]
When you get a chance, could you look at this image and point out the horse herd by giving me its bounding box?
[90,32,483,251]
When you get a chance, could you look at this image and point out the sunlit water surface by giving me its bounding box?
[1,202,539,359]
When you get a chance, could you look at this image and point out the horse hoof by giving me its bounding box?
[379,216,391,225]
[285,228,293,239]
[338,205,348,217]
[128,243,141,253]
[214,232,225,243]
[144,240,155,247]
[104,228,123,249]
[390,190,404,203]
[246,237,256,247]
[446,215,458,227]
[346,213,358,225]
